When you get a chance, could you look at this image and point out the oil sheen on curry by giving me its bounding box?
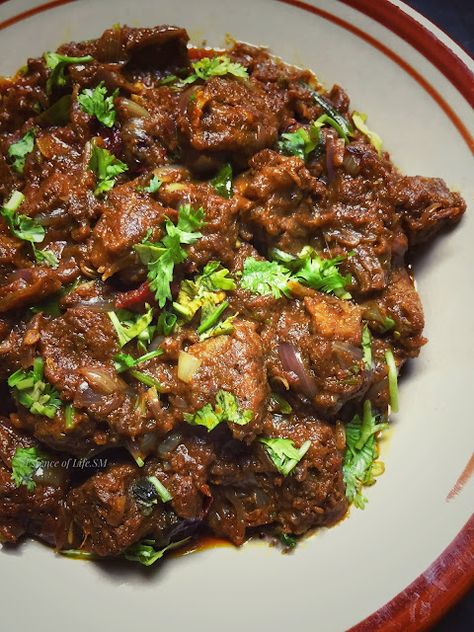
[0,25,465,566]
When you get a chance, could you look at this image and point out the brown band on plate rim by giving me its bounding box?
[0,0,473,628]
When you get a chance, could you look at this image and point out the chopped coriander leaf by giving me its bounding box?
[11,446,44,492]
[8,357,61,419]
[240,257,292,299]
[352,112,383,156]
[135,206,205,308]
[211,163,233,198]
[137,174,162,194]
[269,392,293,415]
[156,310,178,336]
[44,52,94,94]
[131,475,172,515]
[1,190,45,246]
[304,84,353,140]
[89,141,128,196]
[33,246,59,268]
[114,349,163,373]
[77,82,118,127]
[64,403,75,429]
[259,437,311,477]
[7,129,36,173]
[129,369,162,390]
[197,300,229,335]
[107,304,154,348]
[312,113,349,143]
[385,348,399,413]
[124,537,190,566]
[277,126,319,160]
[199,313,236,340]
[158,74,178,85]
[343,400,389,508]
[361,324,373,370]
[279,533,297,549]
[272,246,352,299]
[183,389,253,431]
[182,55,248,85]
[198,261,237,292]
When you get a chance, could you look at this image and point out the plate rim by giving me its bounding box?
[0,0,472,629]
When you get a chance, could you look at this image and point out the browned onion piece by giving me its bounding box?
[332,340,363,368]
[278,342,318,398]
[116,97,150,119]
[73,384,108,408]
[77,367,128,394]
[68,298,116,311]
[148,334,164,351]
[342,152,361,176]
[157,431,184,456]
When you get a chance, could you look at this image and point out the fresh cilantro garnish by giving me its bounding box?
[361,324,372,370]
[44,52,94,94]
[272,246,352,299]
[240,257,292,299]
[7,129,36,173]
[156,310,178,336]
[114,349,163,373]
[64,403,75,429]
[129,370,162,390]
[211,163,233,198]
[11,446,44,492]
[199,313,236,340]
[352,112,383,156]
[304,85,353,140]
[77,81,118,127]
[385,348,399,413]
[33,247,59,268]
[173,261,235,325]
[258,437,311,476]
[107,304,154,348]
[181,55,248,85]
[8,357,61,419]
[343,400,389,508]
[131,475,172,515]
[279,533,298,549]
[137,175,162,194]
[135,205,205,308]
[183,389,253,431]
[277,125,319,160]
[277,113,349,160]
[89,141,128,196]
[124,537,190,566]
[1,190,44,244]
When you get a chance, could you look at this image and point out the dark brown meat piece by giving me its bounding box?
[0,267,61,313]
[177,320,269,441]
[393,175,466,245]
[88,180,170,280]
[177,77,279,168]
[208,414,347,544]
[0,417,68,545]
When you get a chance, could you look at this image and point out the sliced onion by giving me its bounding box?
[177,351,201,383]
[332,340,363,368]
[342,152,360,176]
[148,334,164,351]
[77,366,128,394]
[35,208,69,226]
[157,430,184,456]
[74,384,107,407]
[278,342,318,398]
[116,97,150,119]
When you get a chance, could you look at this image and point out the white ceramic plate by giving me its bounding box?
[0,1,473,630]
